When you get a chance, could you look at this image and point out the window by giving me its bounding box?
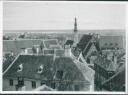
[32,81,36,88]
[56,70,63,79]
[74,85,79,91]
[51,82,55,89]
[9,79,13,86]
[18,77,24,86]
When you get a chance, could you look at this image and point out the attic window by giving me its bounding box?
[17,64,23,72]
[37,65,44,74]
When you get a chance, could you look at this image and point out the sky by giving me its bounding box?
[3,2,126,30]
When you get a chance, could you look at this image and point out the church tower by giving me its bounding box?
[73,17,78,44]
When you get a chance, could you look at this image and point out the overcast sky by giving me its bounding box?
[3,2,126,30]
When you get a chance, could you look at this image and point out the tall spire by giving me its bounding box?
[74,17,78,33]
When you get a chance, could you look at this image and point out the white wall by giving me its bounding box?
[3,78,41,91]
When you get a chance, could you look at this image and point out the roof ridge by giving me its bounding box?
[3,54,20,75]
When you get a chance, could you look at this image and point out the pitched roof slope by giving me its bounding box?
[77,35,92,51]
[54,57,90,83]
[99,36,124,49]
[4,55,54,80]
[43,39,60,49]
[3,39,43,55]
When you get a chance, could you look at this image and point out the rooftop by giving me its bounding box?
[3,39,43,55]
[4,55,54,80]
[77,34,93,51]
[3,39,62,55]
[3,55,90,86]
[99,36,124,49]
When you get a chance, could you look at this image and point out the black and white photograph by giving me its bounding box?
[1,1,127,93]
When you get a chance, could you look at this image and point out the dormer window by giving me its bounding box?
[17,64,23,72]
[37,65,44,74]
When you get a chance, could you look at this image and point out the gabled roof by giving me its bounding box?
[54,57,90,83]
[4,55,90,84]
[34,85,55,91]
[82,43,92,57]
[77,34,93,51]
[82,42,101,57]
[94,56,116,72]
[4,55,54,80]
[99,36,124,49]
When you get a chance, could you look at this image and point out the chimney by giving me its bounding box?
[11,51,14,56]
[33,45,40,54]
[64,45,71,57]
[36,47,39,54]
[53,50,56,61]
[25,49,28,54]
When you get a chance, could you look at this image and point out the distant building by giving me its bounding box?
[99,36,124,50]
[3,39,62,55]
[3,39,43,55]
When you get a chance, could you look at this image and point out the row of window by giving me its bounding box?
[9,79,46,89]
[104,43,118,46]
[9,79,80,91]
